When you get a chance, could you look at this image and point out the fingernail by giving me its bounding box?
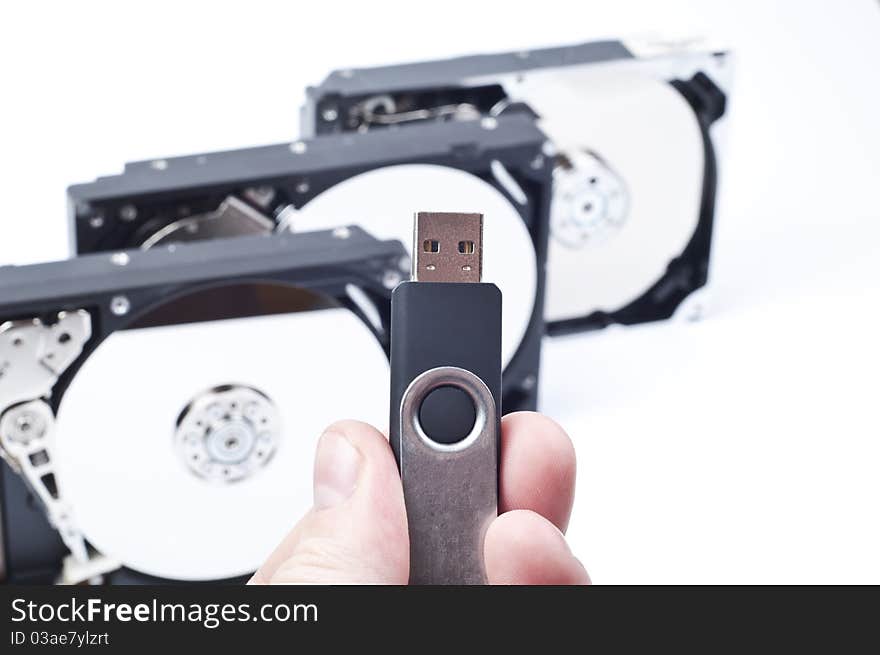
[313,429,361,509]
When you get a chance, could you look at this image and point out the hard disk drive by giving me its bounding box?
[0,228,406,583]
[68,114,552,412]
[301,37,730,333]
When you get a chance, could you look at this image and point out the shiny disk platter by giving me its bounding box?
[0,228,405,583]
[509,68,704,322]
[55,304,387,581]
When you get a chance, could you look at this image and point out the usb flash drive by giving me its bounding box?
[389,212,502,584]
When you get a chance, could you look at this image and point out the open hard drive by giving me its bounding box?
[0,228,405,583]
[68,114,551,412]
[301,37,730,334]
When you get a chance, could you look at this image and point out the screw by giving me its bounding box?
[89,216,104,229]
[16,413,33,432]
[110,252,130,266]
[295,181,310,194]
[290,141,307,154]
[110,295,131,316]
[321,107,339,122]
[332,226,351,239]
[530,155,545,170]
[382,270,402,289]
[541,141,557,158]
[5,408,46,444]
[119,204,138,222]
[480,117,498,130]
[150,159,168,171]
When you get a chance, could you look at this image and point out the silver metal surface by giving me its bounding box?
[175,385,280,483]
[140,195,274,249]
[550,150,629,249]
[0,311,91,411]
[350,94,481,131]
[0,311,96,567]
[0,400,88,563]
[109,295,130,316]
[399,366,497,584]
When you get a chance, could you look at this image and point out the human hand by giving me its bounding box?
[250,411,589,585]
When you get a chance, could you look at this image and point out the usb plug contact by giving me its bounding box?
[412,212,483,283]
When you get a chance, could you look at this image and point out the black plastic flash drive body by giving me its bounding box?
[390,212,502,585]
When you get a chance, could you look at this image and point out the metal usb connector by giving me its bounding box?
[412,212,483,283]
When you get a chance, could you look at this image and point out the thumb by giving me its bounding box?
[249,420,409,584]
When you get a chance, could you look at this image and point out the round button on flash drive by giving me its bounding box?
[418,385,477,445]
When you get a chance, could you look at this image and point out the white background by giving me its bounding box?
[1,0,878,583]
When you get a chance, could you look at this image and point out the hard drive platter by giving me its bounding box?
[0,228,406,583]
[68,115,551,412]
[301,37,729,333]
